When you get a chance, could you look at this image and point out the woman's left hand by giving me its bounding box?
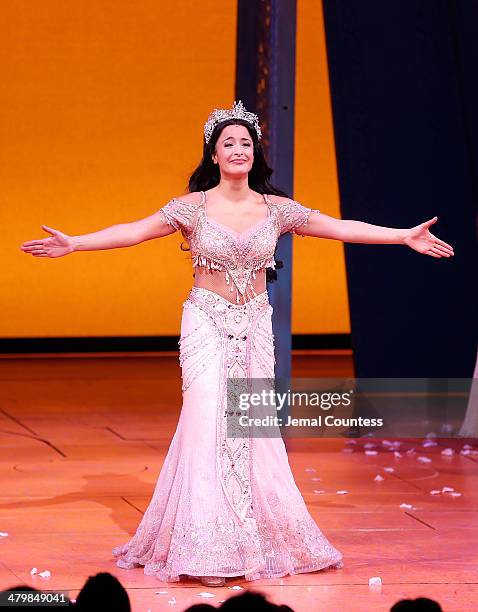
[403,217,454,258]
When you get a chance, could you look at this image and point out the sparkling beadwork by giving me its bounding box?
[157,192,319,306]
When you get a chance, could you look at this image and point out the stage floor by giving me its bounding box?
[0,353,477,611]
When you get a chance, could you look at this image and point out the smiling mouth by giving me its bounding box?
[231,160,246,164]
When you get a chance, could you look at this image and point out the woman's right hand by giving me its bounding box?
[20,225,74,258]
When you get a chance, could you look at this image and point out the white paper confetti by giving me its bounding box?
[313,490,326,494]
[156,591,168,594]
[0,532,8,537]
[336,490,348,495]
[38,571,51,578]
[417,456,432,463]
[463,444,473,450]
[365,450,378,456]
[374,475,384,482]
[228,586,244,590]
[449,492,462,497]
[423,440,437,447]
[369,576,382,586]
[406,448,416,455]
[198,592,215,598]
[394,451,403,458]
[383,467,395,473]
[441,448,454,456]
[381,440,393,446]
[400,503,413,509]
[305,468,316,472]
[364,443,376,449]
[342,448,354,453]
[430,490,441,495]
[167,598,176,605]
[442,486,454,493]
[345,439,357,445]
[460,449,471,455]
[30,568,38,576]
[311,477,322,481]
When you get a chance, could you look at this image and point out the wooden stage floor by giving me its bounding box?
[0,352,477,611]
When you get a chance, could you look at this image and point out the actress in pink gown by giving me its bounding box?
[112,188,344,583]
[20,101,454,587]
[111,103,345,584]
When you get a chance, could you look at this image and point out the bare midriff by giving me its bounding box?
[193,267,267,303]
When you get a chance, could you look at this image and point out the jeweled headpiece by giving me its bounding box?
[203,100,262,144]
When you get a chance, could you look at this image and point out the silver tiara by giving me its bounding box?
[203,100,262,144]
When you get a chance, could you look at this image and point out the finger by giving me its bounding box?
[41,225,57,235]
[21,240,44,247]
[430,247,449,258]
[22,247,41,253]
[428,234,454,254]
[432,240,454,254]
[431,245,452,257]
[422,216,438,228]
[434,237,454,252]
[426,249,441,258]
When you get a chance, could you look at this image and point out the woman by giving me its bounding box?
[20,101,454,587]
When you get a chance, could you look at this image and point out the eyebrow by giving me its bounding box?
[223,136,251,141]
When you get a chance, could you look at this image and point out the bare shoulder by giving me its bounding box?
[171,191,202,205]
[266,194,293,205]
[267,194,311,208]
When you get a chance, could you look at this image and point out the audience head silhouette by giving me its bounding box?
[390,597,443,611]
[218,591,293,611]
[75,572,130,611]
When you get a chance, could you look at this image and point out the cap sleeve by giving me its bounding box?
[157,198,199,237]
[276,199,320,236]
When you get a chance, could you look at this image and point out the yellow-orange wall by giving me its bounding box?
[2,0,349,338]
[2,1,237,337]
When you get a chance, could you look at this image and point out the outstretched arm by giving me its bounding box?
[20,209,176,258]
[297,212,454,258]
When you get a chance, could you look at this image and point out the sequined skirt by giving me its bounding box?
[112,286,343,581]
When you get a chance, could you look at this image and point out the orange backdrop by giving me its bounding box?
[1,0,349,338]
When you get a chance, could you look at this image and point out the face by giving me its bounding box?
[212,124,254,175]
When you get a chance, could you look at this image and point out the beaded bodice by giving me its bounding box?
[158,191,320,304]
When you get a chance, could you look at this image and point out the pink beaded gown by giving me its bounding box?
[112,191,344,581]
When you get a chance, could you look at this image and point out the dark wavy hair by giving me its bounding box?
[185,118,286,282]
